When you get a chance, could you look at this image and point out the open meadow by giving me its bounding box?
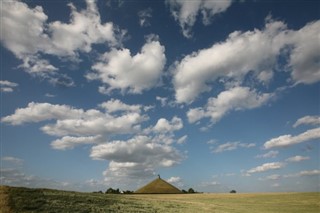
[0,186,319,213]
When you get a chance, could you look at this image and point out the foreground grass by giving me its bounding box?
[0,186,319,213]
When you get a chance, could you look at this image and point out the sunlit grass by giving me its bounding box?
[1,186,319,212]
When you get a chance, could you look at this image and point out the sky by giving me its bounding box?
[1,0,319,193]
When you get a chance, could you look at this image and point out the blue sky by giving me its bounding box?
[1,0,319,193]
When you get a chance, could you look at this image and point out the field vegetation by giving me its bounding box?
[0,185,319,213]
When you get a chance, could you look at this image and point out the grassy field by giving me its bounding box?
[0,185,319,213]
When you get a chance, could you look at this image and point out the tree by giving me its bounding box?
[230,190,237,193]
[188,188,195,193]
[105,188,121,194]
[106,188,114,194]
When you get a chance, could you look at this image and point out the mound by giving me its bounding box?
[135,177,182,194]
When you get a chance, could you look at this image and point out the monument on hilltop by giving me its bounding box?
[134,175,182,194]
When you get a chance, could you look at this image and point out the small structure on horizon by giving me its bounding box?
[134,175,182,194]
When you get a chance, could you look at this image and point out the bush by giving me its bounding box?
[230,190,237,193]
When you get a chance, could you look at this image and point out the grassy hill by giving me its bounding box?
[1,185,319,212]
[135,177,182,194]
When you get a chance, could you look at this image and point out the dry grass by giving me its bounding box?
[0,186,12,213]
[1,185,319,212]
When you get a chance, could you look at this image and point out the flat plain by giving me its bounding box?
[0,186,319,213]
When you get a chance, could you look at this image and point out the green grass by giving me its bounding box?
[1,186,319,213]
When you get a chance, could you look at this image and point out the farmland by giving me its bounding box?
[0,186,319,213]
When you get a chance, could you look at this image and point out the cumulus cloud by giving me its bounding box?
[99,99,142,113]
[167,176,180,182]
[1,101,147,139]
[172,19,320,103]
[285,155,310,162]
[2,101,186,184]
[187,86,273,123]
[247,162,285,175]
[90,135,184,180]
[211,141,255,153]
[293,115,320,128]
[153,116,183,133]
[0,80,18,93]
[288,21,320,84]
[166,0,232,38]
[1,102,83,125]
[263,127,320,149]
[51,135,104,150]
[167,176,183,187]
[1,0,123,80]
[87,36,166,94]
[138,8,152,27]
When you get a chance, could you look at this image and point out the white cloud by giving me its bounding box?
[172,19,320,103]
[247,162,285,175]
[1,0,123,78]
[156,96,168,107]
[19,55,58,75]
[138,8,152,27]
[284,170,320,178]
[90,135,184,180]
[177,135,187,144]
[285,155,310,163]
[45,93,56,98]
[48,0,120,56]
[166,0,232,38]
[211,141,255,153]
[265,174,281,180]
[1,101,147,137]
[99,99,142,113]
[1,156,23,165]
[293,115,320,128]
[88,36,166,94]
[299,170,320,176]
[51,135,104,150]
[1,102,83,125]
[259,174,281,181]
[0,80,18,93]
[255,150,279,159]
[166,176,183,187]
[187,86,273,123]
[1,0,50,58]
[263,127,320,149]
[288,21,320,84]
[167,176,181,184]
[153,116,183,133]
